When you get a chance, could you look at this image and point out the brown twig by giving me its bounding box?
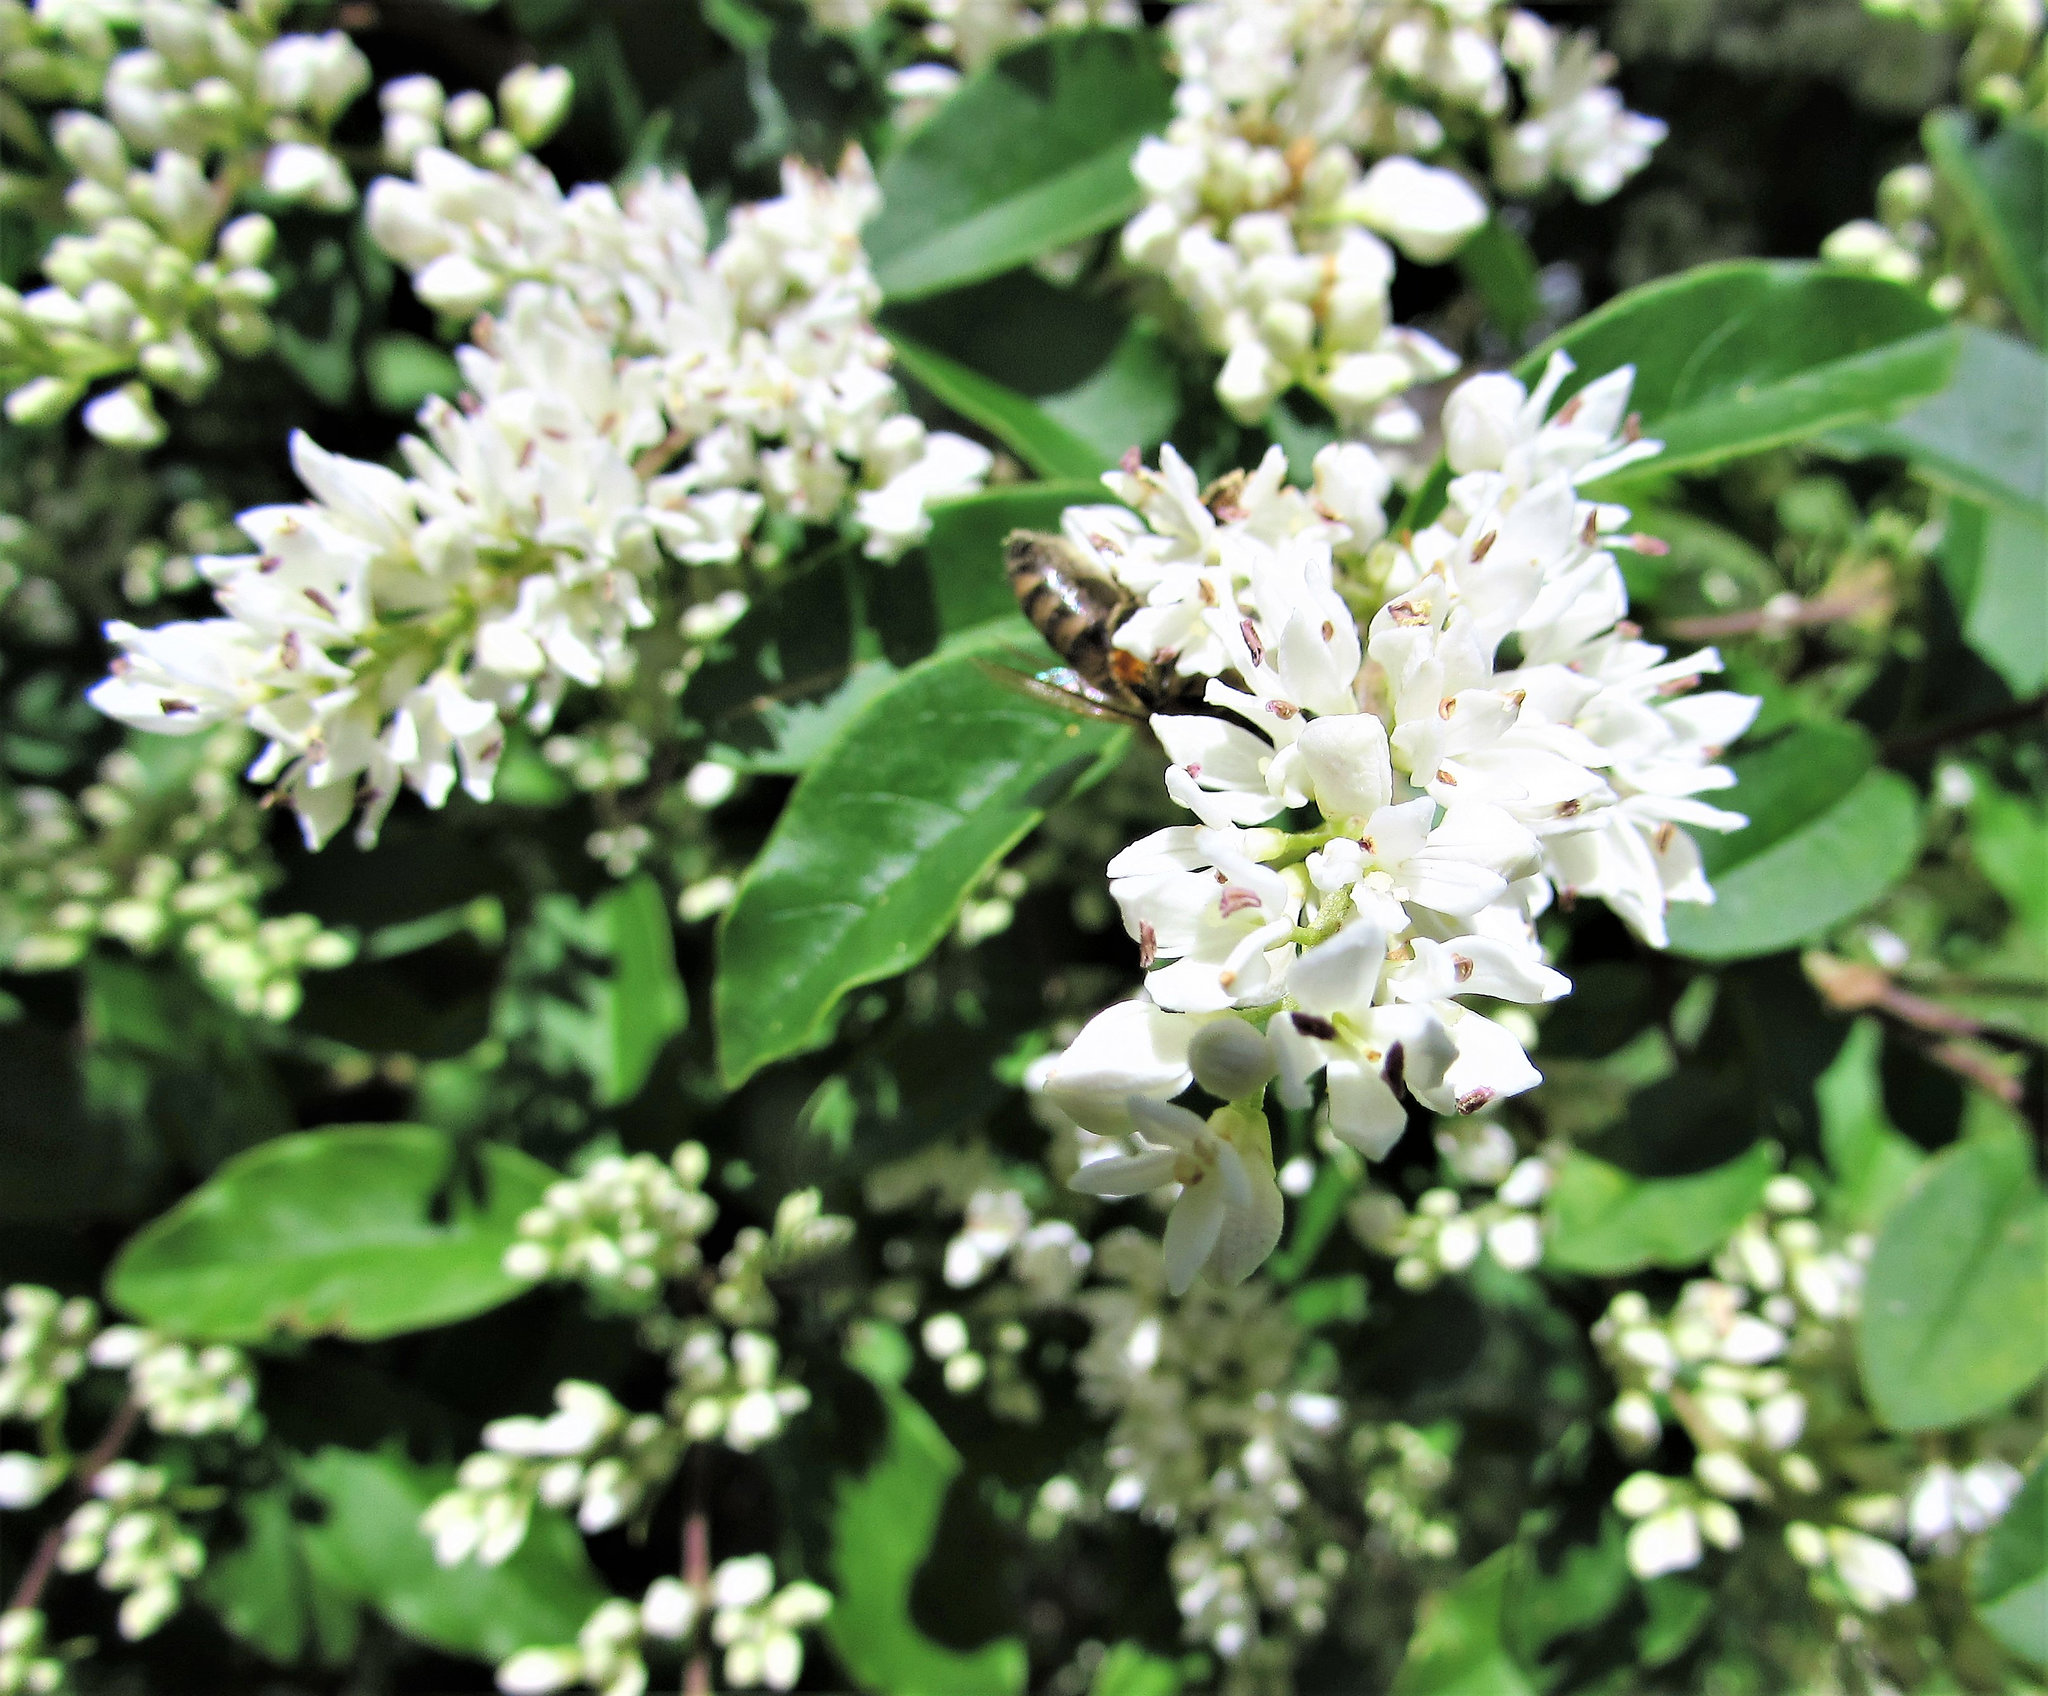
[683,1448,711,1696]
[1805,952,2032,1105]
[1663,590,1888,642]
[1882,691,2048,758]
[6,1398,142,1617]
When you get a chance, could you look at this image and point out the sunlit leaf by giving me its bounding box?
[107,1126,555,1342]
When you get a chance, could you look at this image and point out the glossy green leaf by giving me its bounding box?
[297,1447,607,1662]
[1924,111,2046,341]
[592,875,688,1106]
[888,331,1108,479]
[1666,723,1921,961]
[1857,1132,2048,1431]
[1816,1018,1924,1228]
[1391,1550,1538,1696]
[1936,497,2048,696]
[865,31,1174,301]
[1544,262,1956,480]
[715,642,1125,1086]
[107,1126,555,1342]
[1828,325,2047,521]
[826,1374,1028,1695]
[1544,1141,1776,1274]
[1973,1459,2048,1669]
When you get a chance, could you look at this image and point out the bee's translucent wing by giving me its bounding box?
[971,656,1145,726]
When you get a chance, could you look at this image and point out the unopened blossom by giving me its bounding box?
[1038,356,1754,1288]
[1118,0,1663,428]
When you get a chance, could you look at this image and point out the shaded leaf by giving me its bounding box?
[866,31,1174,301]
[297,1447,607,1662]
[1828,325,2046,521]
[200,1482,361,1667]
[826,1373,1028,1695]
[888,330,1108,479]
[715,640,1125,1086]
[1936,497,2048,697]
[1973,1459,2048,1669]
[1857,1132,2048,1431]
[1924,111,2046,342]
[1544,1141,1776,1275]
[1816,1018,1924,1228]
[1667,723,1921,962]
[107,1126,555,1343]
[593,875,688,1107]
[1391,1549,1539,1696]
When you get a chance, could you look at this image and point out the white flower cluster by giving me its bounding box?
[56,1460,202,1640]
[497,1556,831,1696]
[810,0,1137,85]
[1591,1177,2011,1617]
[424,1379,682,1566]
[1347,1119,1549,1286]
[504,1145,718,1302]
[1823,162,1973,316]
[430,1165,837,1570]
[0,1286,98,1423]
[1044,356,1757,1295]
[90,142,989,848]
[1074,1230,1347,1664]
[1123,0,1666,426]
[0,728,353,1018]
[0,0,370,445]
[0,1608,62,1696]
[375,64,574,176]
[86,1325,259,1438]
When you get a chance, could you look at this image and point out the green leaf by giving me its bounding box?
[1973,1459,2048,1669]
[917,482,1111,636]
[1828,325,2047,521]
[886,269,1180,470]
[1544,1141,1777,1275]
[107,1126,556,1343]
[1666,722,1921,962]
[297,1447,607,1662]
[200,1483,362,1666]
[1936,497,2048,696]
[363,332,460,414]
[1636,1577,1713,1668]
[1816,1018,1924,1228]
[1551,263,1957,480]
[1391,1550,1539,1696]
[1857,1132,2048,1431]
[1457,218,1544,346]
[593,875,688,1107]
[888,331,1109,479]
[715,642,1125,1086]
[1089,1643,1185,1696]
[865,31,1174,301]
[826,1374,1028,1696]
[1924,111,2046,342]
[1407,262,1957,527]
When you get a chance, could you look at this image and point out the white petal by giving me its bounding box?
[1161,1175,1227,1295]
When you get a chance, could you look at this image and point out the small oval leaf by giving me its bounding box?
[108,1126,556,1342]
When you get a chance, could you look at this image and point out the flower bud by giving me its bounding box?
[216,212,274,268]
[53,110,127,184]
[1341,157,1487,264]
[498,63,573,146]
[6,375,84,427]
[83,381,167,448]
[443,89,493,145]
[1188,1019,1277,1102]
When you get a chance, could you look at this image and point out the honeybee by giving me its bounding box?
[985,529,1208,726]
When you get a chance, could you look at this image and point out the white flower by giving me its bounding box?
[1342,157,1488,263]
[1826,1528,1917,1612]
[1071,1100,1283,1296]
